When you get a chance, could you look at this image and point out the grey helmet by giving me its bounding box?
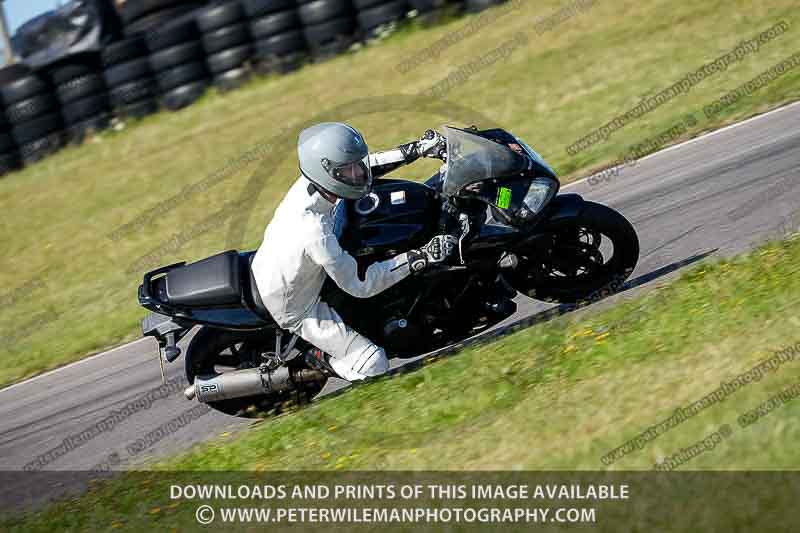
[297,122,373,200]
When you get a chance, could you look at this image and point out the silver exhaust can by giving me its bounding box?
[186,367,291,402]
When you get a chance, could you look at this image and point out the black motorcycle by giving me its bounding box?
[138,126,639,416]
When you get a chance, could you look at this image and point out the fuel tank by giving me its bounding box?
[336,178,440,260]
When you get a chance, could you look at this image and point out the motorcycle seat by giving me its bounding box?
[165,250,241,306]
[247,254,270,318]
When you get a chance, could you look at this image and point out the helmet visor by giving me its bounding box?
[323,155,373,190]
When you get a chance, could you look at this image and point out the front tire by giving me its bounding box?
[508,201,639,303]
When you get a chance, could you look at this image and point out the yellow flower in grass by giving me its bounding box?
[149,507,161,514]
[595,333,610,341]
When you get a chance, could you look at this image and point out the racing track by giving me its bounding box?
[1,101,798,509]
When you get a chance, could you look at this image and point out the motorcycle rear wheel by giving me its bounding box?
[508,201,639,304]
[185,327,325,417]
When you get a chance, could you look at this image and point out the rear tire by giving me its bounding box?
[185,327,324,417]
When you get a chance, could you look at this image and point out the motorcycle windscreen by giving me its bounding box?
[441,126,528,196]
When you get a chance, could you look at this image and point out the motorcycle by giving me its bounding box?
[138,125,639,416]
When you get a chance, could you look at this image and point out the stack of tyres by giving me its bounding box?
[297,0,358,58]
[118,0,206,35]
[0,105,19,177]
[0,68,21,177]
[102,35,160,120]
[354,0,408,39]
[243,0,307,74]
[146,13,211,111]
[2,70,65,164]
[197,1,253,92]
[46,53,112,144]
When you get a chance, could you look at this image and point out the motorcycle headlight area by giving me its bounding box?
[522,177,557,216]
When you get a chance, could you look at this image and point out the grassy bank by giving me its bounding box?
[1,0,799,387]
[6,228,800,530]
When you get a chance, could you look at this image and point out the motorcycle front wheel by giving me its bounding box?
[507,201,639,304]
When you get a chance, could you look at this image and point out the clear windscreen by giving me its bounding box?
[441,126,528,196]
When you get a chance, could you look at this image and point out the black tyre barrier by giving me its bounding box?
[12,112,64,145]
[357,0,408,32]
[18,132,65,165]
[213,67,252,92]
[57,74,108,104]
[242,0,296,18]
[1,74,49,106]
[202,23,252,54]
[101,35,148,67]
[253,30,307,58]
[67,113,112,143]
[146,15,201,52]
[104,58,152,88]
[109,78,159,107]
[0,64,30,86]
[124,5,199,36]
[352,0,387,9]
[62,94,111,125]
[116,99,160,119]
[0,151,21,176]
[249,10,300,39]
[298,0,352,26]
[46,55,102,87]
[6,94,59,126]
[302,16,357,50]
[160,80,209,111]
[207,45,253,74]
[118,0,190,24]
[156,61,209,91]
[149,41,205,72]
[196,1,244,33]
[0,131,16,154]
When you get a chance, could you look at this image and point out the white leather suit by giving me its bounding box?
[251,149,416,381]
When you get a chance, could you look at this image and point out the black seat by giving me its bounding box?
[165,251,241,306]
[247,254,269,318]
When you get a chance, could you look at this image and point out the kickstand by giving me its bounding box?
[158,352,167,385]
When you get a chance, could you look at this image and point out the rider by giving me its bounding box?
[251,122,457,382]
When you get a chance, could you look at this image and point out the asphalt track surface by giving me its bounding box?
[1,102,798,508]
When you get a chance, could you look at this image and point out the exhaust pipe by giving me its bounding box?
[184,367,324,402]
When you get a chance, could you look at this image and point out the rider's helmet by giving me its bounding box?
[297,122,372,200]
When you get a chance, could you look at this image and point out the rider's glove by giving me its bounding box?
[407,234,458,274]
[417,129,446,159]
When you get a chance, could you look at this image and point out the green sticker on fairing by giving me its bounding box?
[496,186,512,209]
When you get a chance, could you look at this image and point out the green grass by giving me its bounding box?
[1,0,799,387]
[6,226,800,531]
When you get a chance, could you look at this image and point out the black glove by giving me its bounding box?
[417,129,446,159]
[407,235,458,274]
